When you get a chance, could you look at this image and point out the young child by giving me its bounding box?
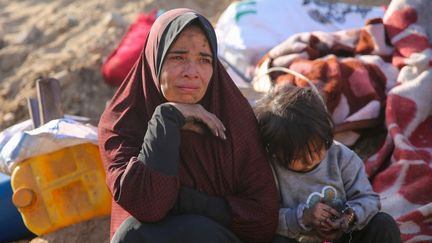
[254,85,401,243]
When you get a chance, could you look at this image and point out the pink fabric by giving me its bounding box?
[101,11,156,86]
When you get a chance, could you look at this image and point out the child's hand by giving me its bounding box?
[331,213,352,231]
[303,202,340,230]
[320,214,350,234]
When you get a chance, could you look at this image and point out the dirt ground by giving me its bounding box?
[0,0,234,132]
[1,0,389,242]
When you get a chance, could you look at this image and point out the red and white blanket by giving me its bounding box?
[253,0,432,241]
[369,0,432,242]
[253,18,398,147]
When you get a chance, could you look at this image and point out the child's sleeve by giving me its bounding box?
[276,203,311,238]
[341,150,381,230]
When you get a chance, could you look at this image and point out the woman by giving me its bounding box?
[98,8,278,243]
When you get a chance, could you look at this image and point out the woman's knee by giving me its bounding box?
[177,215,240,242]
[111,216,143,243]
[367,212,401,242]
[370,212,399,231]
[111,215,240,243]
[272,235,298,243]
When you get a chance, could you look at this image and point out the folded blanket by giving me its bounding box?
[253,18,398,146]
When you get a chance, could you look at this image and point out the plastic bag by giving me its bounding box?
[0,118,98,175]
[215,0,385,80]
[102,10,157,86]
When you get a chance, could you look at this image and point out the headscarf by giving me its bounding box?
[98,8,278,242]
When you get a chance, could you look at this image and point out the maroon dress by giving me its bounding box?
[98,8,278,243]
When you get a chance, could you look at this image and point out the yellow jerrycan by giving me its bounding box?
[11,143,111,235]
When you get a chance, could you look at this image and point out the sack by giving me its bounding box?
[215,0,384,80]
[102,10,157,86]
[0,118,98,174]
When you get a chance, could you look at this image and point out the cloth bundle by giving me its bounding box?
[253,18,398,146]
[102,11,157,86]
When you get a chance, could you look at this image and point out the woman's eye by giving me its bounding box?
[169,55,184,61]
[200,58,212,64]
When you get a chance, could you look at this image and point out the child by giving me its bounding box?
[254,85,401,243]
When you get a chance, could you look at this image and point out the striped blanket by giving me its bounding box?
[253,0,432,241]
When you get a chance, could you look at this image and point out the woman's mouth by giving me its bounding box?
[177,85,199,92]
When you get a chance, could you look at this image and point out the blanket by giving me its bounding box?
[253,0,432,241]
[253,18,398,147]
[368,0,432,242]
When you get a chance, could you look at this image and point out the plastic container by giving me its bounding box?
[0,172,34,242]
[11,143,111,235]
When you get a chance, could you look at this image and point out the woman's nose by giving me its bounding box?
[183,60,199,78]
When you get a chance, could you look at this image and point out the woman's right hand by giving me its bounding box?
[168,102,226,140]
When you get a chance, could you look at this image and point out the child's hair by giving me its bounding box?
[254,84,334,168]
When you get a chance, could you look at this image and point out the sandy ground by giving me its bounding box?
[1,0,389,242]
[0,0,234,132]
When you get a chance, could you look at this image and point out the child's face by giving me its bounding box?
[275,146,327,172]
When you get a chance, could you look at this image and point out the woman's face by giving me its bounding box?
[160,25,213,104]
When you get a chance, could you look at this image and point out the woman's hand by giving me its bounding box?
[303,202,340,231]
[168,102,226,139]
